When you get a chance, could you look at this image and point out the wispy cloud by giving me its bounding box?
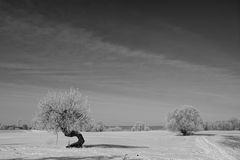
[1,9,238,78]
[0,1,239,124]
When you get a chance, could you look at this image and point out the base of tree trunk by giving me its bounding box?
[66,141,83,148]
[181,130,188,136]
[63,130,85,148]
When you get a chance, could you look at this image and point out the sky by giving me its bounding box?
[0,0,239,125]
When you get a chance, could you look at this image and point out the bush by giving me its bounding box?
[82,120,95,132]
[106,126,122,132]
[131,122,150,131]
[91,122,106,132]
[22,124,29,130]
[82,121,107,132]
[167,105,203,135]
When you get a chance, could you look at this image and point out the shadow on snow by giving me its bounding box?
[0,144,148,160]
[83,144,148,149]
[1,155,121,160]
[220,135,240,149]
[191,133,216,136]
[176,133,216,136]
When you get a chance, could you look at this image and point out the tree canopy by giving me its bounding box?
[167,105,203,135]
[33,88,91,135]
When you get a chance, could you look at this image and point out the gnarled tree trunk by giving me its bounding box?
[61,128,85,148]
[181,129,187,136]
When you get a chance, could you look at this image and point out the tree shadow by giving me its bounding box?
[83,144,149,149]
[1,155,121,160]
[191,133,216,136]
[220,135,240,149]
[176,133,215,136]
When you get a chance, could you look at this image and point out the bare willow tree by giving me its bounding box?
[167,105,203,136]
[33,88,91,148]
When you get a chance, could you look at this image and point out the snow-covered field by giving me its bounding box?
[0,130,239,160]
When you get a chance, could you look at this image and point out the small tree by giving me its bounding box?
[131,122,150,131]
[167,106,203,136]
[33,88,91,148]
[229,118,239,130]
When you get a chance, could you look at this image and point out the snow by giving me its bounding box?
[0,130,239,160]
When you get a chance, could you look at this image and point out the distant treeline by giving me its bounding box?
[1,118,239,131]
[0,121,164,132]
[204,118,240,131]
[0,124,30,130]
[109,125,165,131]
